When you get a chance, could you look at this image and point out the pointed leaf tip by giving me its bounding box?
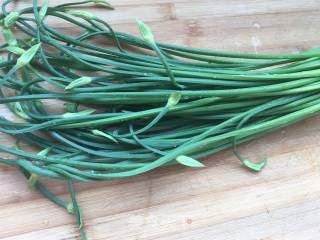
[167,91,181,107]
[67,202,75,214]
[39,0,49,21]
[2,28,18,46]
[176,155,205,168]
[62,109,95,118]
[65,77,92,90]
[67,10,96,21]
[27,173,39,189]
[137,20,155,45]
[16,43,41,68]
[243,159,267,172]
[4,11,20,27]
[6,46,25,55]
[14,102,29,119]
[91,0,114,9]
[37,147,52,157]
[91,129,118,143]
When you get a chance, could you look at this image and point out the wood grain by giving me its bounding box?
[1,0,320,239]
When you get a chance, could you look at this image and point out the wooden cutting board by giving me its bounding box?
[1,0,320,239]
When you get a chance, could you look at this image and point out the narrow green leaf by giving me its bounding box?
[176,155,205,168]
[67,10,96,21]
[91,129,118,143]
[167,91,181,107]
[65,77,92,90]
[243,159,267,172]
[16,43,41,68]
[2,28,17,46]
[136,20,155,45]
[62,109,95,118]
[4,11,20,27]
[6,46,25,55]
[39,0,49,21]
